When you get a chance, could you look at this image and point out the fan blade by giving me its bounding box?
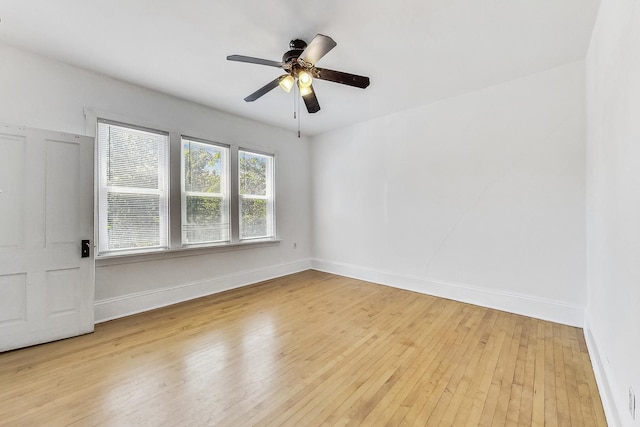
[302,85,320,113]
[314,67,370,89]
[227,55,284,68]
[244,76,286,102]
[299,34,337,65]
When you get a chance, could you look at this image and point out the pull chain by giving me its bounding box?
[292,83,301,138]
[297,87,301,138]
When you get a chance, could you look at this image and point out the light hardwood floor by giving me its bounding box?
[1,270,606,426]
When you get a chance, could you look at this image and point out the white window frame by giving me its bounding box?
[181,136,230,245]
[96,119,170,255]
[90,111,278,259]
[238,149,276,241]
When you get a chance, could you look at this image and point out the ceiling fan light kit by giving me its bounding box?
[299,85,313,97]
[279,75,295,93]
[227,34,370,116]
[297,70,313,88]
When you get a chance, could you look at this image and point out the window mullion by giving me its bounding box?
[230,146,240,243]
[169,132,182,249]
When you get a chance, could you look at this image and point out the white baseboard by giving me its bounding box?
[311,258,584,327]
[94,258,312,323]
[584,315,623,427]
[97,256,584,327]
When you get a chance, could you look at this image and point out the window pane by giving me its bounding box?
[183,140,225,193]
[184,195,229,244]
[239,151,267,196]
[240,198,267,239]
[107,192,161,250]
[106,125,163,189]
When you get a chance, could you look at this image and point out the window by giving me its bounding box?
[95,117,277,257]
[181,137,230,245]
[239,150,275,240]
[97,120,169,255]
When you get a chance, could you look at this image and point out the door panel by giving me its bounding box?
[0,125,94,352]
[0,273,27,325]
[0,133,25,248]
[46,139,81,245]
[47,267,80,316]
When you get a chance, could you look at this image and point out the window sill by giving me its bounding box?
[95,238,281,267]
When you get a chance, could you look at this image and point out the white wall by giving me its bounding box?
[311,61,587,326]
[0,42,312,321]
[586,0,640,425]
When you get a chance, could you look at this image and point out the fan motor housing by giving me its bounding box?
[283,39,307,64]
[289,39,307,50]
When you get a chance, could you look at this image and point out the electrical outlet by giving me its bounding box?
[630,387,636,420]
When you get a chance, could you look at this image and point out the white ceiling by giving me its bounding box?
[0,0,600,135]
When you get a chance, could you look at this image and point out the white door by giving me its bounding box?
[0,124,94,352]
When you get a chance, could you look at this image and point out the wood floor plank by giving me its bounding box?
[505,316,531,426]
[519,318,538,426]
[0,271,607,426]
[562,325,585,427]
[553,323,573,426]
[544,322,559,426]
[490,315,524,426]
[532,320,547,426]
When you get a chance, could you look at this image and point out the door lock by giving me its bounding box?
[81,240,90,258]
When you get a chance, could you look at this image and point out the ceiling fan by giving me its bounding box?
[227,34,370,114]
